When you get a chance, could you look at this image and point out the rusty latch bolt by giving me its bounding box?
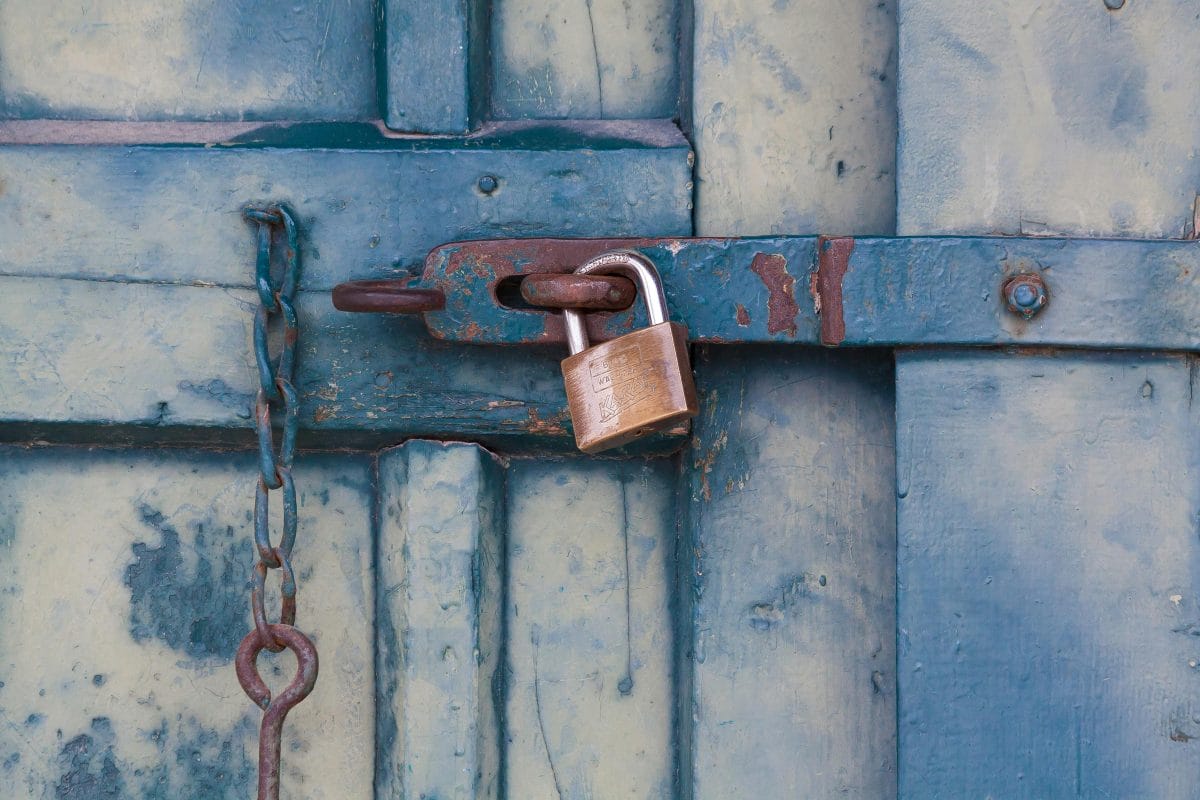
[333,273,636,314]
[520,273,635,310]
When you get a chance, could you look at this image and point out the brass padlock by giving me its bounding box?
[561,250,698,453]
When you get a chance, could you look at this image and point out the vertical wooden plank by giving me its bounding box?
[897,0,1200,237]
[896,350,1200,797]
[375,440,505,798]
[0,449,374,799]
[897,3,1200,794]
[383,0,488,133]
[505,459,676,798]
[686,1,899,796]
[491,0,680,120]
[691,0,897,234]
[681,347,897,798]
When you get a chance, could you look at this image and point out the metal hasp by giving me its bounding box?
[332,235,1200,352]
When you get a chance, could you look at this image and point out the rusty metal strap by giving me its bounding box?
[356,235,1200,352]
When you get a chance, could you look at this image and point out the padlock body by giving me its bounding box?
[562,321,698,453]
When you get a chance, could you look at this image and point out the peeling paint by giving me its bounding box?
[749,252,799,336]
[814,236,853,346]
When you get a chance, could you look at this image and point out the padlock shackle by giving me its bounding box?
[563,250,669,355]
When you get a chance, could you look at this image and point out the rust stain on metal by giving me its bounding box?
[527,407,569,435]
[749,253,799,336]
[694,428,728,502]
[331,279,445,314]
[735,304,750,326]
[520,273,636,310]
[815,236,854,346]
[429,237,683,345]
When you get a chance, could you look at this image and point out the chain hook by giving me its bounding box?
[236,625,319,800]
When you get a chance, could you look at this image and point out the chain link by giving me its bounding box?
[236,205,318,800]
[243,205,303,651]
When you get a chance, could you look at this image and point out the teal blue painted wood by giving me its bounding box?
[680,346,897,798]
[0,2,377,121]
[0,447,375,798]
[491,0,680,120]
[0,121,691,289]
[505,457,677,798]
[0,281,686,452]
[896,350,1200,798]
[376,441,504,798]
[0,121,691,449]
[383,0,488,133]
[898,1,1200,239]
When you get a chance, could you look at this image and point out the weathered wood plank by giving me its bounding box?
[0,279,688,451]
[898,0,1200,237]
[491,0,680,120]
[0,447,374,799]
[504,458,676,798]
[0,125,691,447]
[691,0,897,235]
[680,346,897,798]
[0,1,377,121]
[375,441,504,798]
[0,124,692,290]
[383,0,488,133]
[896,350,1200,797]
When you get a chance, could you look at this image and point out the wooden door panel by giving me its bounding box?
[0,448,374,799]
[490,0,680,120]
[898,0,1200,238]
[680,346,898,798]
[375,441,505,799]
[0,1,378,121]
[505,458,677,799]
[896,350,1200,797]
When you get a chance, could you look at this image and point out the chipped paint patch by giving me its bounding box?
[814,236,854,346]
[125,504,244,661]
[749,253,799,336]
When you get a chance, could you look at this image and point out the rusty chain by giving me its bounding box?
[237,205,318,800]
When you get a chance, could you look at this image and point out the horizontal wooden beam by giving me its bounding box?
[0,125,691,449]
[0,121,690,291]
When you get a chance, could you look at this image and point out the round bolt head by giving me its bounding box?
[1003,274,1048,319]
[477,175,499,194]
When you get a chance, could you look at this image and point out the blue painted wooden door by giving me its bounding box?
[0,2,1192,799]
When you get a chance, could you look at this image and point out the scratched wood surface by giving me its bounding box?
[680,346,897,798]
[505,458,676,799]
[896,351,1200,798]
[691,0,897,235]
[383,0,488,133]
[682,1,901,797]
[0,448,374,799]
[375,441,504,799]
[0,1,377,121]
[898,0,1200,238]
[895,1,1200,795]
[491,0,680,120]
